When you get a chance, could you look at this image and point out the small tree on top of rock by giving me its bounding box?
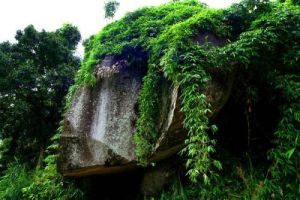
[104,0,120,19]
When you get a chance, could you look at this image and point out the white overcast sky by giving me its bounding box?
[0,0,240,56]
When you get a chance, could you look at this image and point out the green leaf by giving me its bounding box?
[286,148,295,159]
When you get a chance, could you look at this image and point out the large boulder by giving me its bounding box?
[59,56,142,176]
[59,32,234,177]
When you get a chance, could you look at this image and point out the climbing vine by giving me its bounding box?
[133,66,161,165]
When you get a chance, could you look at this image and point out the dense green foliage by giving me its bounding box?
[21,133,83,200]
[0,24,81,166]
[0,135,83,200]
[0,0,298,199]
[68,0,299,198]
[0,25,83,199]
[133,67,161,165]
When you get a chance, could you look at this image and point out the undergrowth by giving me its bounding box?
[0,133,83,200]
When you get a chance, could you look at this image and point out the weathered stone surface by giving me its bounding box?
[152,71,235,161]
[140,160,177,196]
[59,56,144,176]
[59,32,234,177]
[194,30,226,47]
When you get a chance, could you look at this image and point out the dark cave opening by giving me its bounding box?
[76,168,145,200]
[213,82,281,164]
[74,157,183,200]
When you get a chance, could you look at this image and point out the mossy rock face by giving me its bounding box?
[59,32,231,176]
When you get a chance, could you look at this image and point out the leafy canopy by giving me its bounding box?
[0,24,81,166]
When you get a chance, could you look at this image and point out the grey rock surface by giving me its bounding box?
[59,56,143,176]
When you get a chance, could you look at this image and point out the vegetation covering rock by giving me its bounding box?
[0,0,298,199]
[60,42,231,176]
[63,0,299,198]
